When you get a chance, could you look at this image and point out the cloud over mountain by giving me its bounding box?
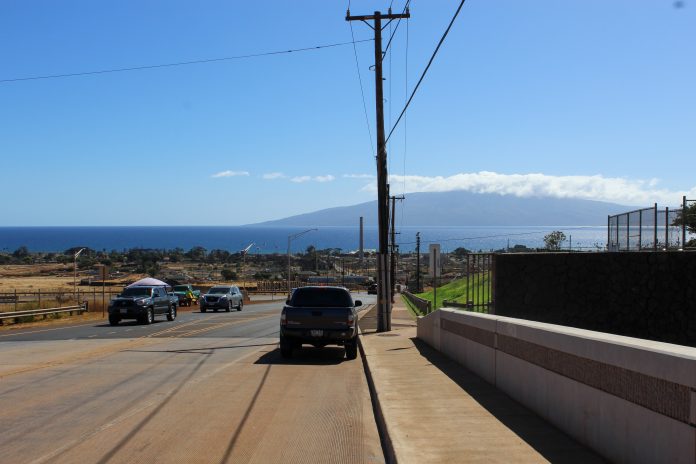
[361,171,694,206]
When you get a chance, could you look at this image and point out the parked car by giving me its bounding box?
[279,286,361,360]
[200,286,244,312]
[167,291,180,316]
[108,285,176,325]
[367,283,377,295]
[172,284,200,307]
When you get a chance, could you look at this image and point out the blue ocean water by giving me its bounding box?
[0,226,607,254]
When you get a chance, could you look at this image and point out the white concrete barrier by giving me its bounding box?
[417,308,696,464]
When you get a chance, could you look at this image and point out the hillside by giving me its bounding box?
[253,191,629,227]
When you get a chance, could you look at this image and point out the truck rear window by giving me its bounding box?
[122,287,152,297]
[291,288,353,307]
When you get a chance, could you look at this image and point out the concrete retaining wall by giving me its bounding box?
[417,308,696,464]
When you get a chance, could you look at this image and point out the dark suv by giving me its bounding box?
[279,286,361,360]
[108,286,176,325]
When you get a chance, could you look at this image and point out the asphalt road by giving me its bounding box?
[0,294,382,464]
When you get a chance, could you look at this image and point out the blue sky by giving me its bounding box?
[1,0,694,225]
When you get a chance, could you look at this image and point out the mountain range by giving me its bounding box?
[253,191,630,227]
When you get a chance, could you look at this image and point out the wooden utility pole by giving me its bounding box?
[346,8,410,332]
[415,232,421,293]
[390,195,404,303]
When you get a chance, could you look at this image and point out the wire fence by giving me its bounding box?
[461,253,494,313]
[607,197,694,251]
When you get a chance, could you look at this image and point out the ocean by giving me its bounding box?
[0,226,608,254]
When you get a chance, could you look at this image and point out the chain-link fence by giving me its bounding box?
[608,197,694,251]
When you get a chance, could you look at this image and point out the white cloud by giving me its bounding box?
[262,172,286,180]
[360,171,696,206]
[343,173,374,179]
[211,170,250,178]
[289,175,335,183]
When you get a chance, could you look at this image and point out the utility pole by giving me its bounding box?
[415,232,421,293]
[346,7,410,332]
[390,195,404,303]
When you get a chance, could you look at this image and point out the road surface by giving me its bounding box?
[0,295,383,464]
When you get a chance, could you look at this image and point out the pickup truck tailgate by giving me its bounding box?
[285,307,351,330]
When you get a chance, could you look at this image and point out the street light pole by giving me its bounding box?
[287,229,317,294]
[73,248,86,302]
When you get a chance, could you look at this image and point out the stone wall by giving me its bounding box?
[493,251,696,347]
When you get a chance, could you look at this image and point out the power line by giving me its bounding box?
[386,0,467,144]
[397,230,553,246]
[0,38,373,84]
[349,21,376,155]
[382,0,410,61]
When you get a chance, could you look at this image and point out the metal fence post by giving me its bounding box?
[638,209,643,250]
[626,213,630,251]
[683,195,687,249]
[665,207,670,249]
[38,289,41,309]
[14,289,17,312]
[489,254,496,315]
[653,203,658,250]
[616,215,620,250]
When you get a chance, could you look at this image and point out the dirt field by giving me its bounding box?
[0,264,146,292]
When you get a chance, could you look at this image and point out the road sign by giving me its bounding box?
[429,244,441,278]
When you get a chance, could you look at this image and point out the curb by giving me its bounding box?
[358,328,397,464]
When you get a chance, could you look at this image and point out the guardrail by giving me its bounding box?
[0,303,87,324]
[402,291,431,315]
[442,299,467,309]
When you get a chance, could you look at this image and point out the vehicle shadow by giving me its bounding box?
[255,346,346,365]
[93,320,167,328]
[125,342,278,355]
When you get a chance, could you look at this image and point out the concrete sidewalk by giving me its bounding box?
[358,299,605,464]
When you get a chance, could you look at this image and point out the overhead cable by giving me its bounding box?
[0,38,373,84]
[349,21,375,154]
[382,0,411,61]
[385,0,467,144]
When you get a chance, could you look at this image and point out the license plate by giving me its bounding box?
[310,330,323,337]
[120,308,128,314]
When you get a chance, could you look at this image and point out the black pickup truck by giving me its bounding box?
[108,285,177,326]
[279,286,362,360]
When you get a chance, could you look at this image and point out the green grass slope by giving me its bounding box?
[416,273,491,312]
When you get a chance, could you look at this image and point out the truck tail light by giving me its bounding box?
[347,313,355,327]
[280,311,287,326]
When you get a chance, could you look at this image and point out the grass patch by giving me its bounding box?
[416,273,491,312]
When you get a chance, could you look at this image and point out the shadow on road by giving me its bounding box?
[95,352,213,464]
[255,346,346,365]
[93,320,167,328]
[411,337,605,464]
[124,342,278,355]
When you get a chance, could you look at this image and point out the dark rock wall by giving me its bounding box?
[494,252,696,347]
